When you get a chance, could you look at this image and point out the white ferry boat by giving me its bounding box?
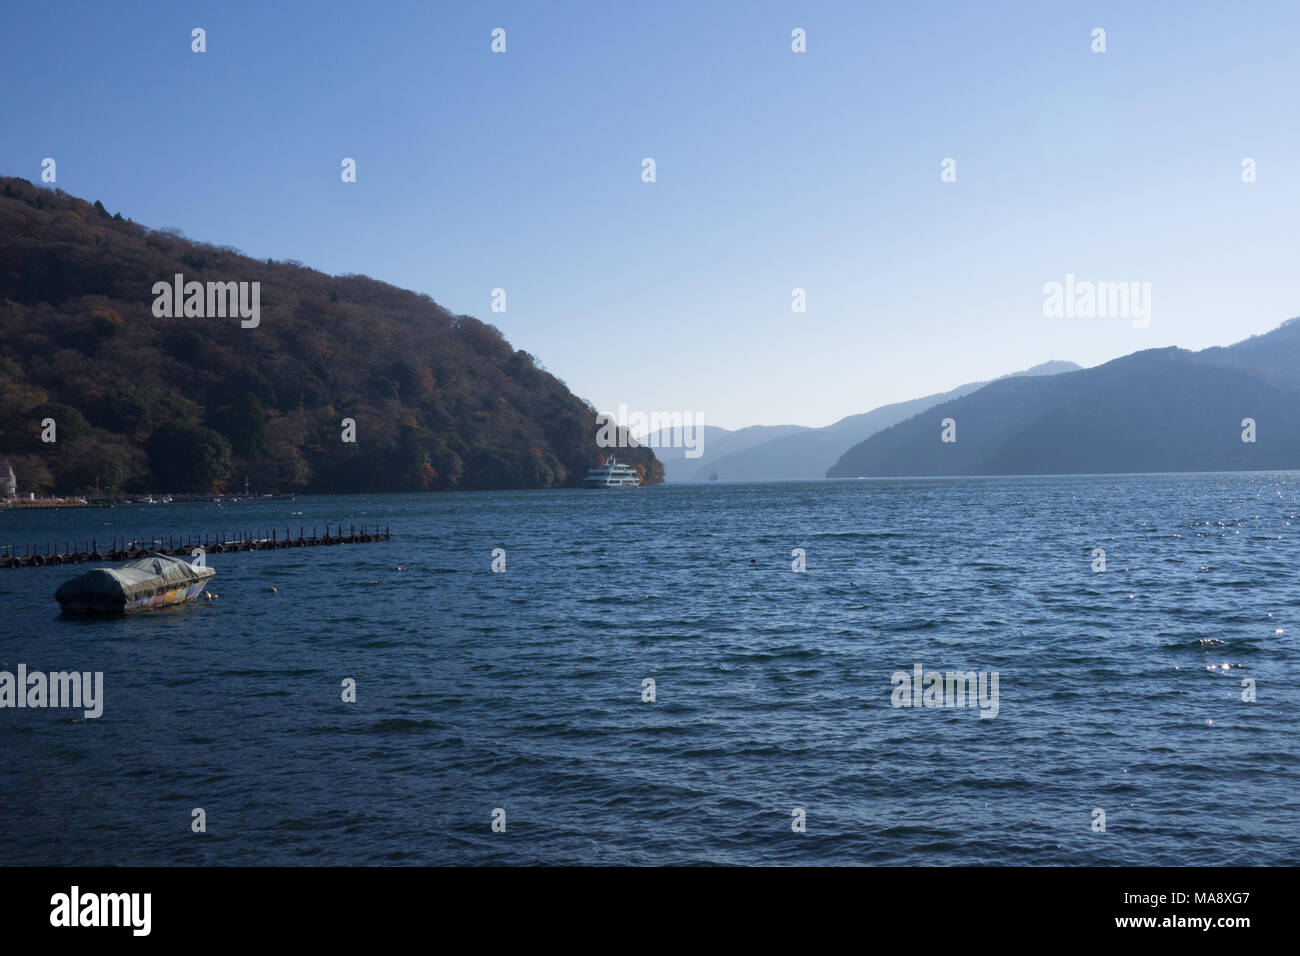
[584,455,641,488]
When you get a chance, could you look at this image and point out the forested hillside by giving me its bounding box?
[0,177,661,495]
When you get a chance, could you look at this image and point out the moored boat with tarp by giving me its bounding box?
[55,552,215,615]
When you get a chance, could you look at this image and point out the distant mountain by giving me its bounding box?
[827,320,1300,477]
[0,177,662,495]
[641,423,809,482]
[683,361,1079,482]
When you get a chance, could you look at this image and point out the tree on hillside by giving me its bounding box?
[208,392,269,460]
[146,423,232,493]
[10,454,53,496]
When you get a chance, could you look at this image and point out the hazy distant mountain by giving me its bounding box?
[827,319,1300,478]
[641,423,810,482]
[681,361,1080,482]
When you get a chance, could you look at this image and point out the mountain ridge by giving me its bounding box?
[668,360,1081,482]
[0,177,662,495]
[827,323,1300,477]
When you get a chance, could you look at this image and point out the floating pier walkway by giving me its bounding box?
[2,523,391,569]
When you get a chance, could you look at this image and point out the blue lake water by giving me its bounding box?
[1,475,1298,865]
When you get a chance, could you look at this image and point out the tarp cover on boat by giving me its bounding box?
[55,552,213,605]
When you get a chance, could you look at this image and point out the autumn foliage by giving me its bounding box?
[0,177,663,495]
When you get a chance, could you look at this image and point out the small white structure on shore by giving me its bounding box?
[0,459,15,498]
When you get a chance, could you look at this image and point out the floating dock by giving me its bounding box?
[2,523,390,569]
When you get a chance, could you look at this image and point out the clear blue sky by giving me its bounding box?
[3,1,1297,429]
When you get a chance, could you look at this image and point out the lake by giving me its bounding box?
[1,474,1297,865]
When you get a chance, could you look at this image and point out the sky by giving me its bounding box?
[2,1,1298,430]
